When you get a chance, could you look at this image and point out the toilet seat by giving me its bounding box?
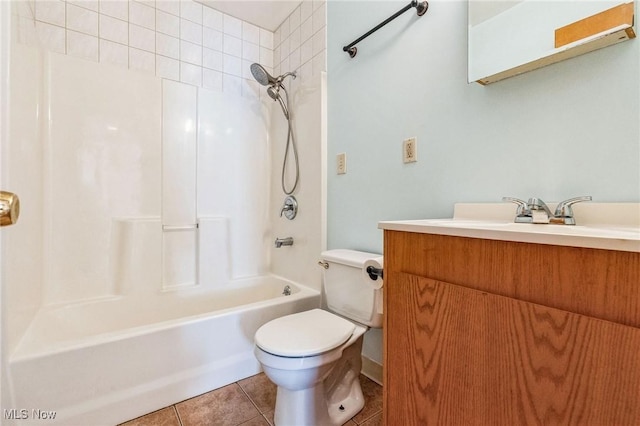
[255,309,356,357]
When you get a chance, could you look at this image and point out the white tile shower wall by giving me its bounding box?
[8,0,326,302]
[265,1,327,293]
[15,0,280,98]
[274,0,326,86]
[269,73,326,294]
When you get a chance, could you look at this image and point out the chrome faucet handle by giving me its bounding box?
[503,197,533,223]
[502,197,527,209]
[554,196,592,220]
[502,197,530,214]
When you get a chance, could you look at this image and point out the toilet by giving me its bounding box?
[254,249,383,426]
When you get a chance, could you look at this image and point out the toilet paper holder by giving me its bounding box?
[366,266,383,281]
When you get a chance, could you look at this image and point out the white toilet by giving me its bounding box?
[254,249,383,426]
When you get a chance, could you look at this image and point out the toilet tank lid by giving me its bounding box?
[255,309,356,357]
[320,249,382,268]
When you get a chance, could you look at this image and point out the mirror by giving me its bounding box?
[468,0,636,85]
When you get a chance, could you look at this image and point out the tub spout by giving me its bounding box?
[275,237,293,248]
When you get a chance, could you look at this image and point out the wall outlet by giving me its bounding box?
[337,152,347,174]
[403,137,417,163]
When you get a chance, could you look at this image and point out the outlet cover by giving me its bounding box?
[403,137,417,163]
[337,152,347,174]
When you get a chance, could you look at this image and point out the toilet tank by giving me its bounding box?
[320,249,383,328]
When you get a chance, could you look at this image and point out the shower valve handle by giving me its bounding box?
[280,204,293,216]
[280,196,298,220]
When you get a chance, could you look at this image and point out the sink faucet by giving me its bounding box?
[503,196,592,225]
[527,197,553,223]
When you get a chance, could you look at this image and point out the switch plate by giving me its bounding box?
[403,137,417,163]
[337,152,347,174]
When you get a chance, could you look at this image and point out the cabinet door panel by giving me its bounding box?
[384,271,640,425]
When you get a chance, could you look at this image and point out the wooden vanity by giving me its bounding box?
[380,214,640,425]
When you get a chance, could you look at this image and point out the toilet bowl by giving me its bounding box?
[255,310,367,426]
[254,250,383,426]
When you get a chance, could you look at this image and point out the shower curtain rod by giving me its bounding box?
[342,0,429,58]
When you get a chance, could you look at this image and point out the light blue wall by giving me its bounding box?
[327,0,640,254]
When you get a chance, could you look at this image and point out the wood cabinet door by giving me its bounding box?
[384,272,640,425]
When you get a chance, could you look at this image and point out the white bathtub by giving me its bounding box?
[7,276,320,426]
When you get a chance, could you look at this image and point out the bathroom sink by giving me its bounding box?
[421,219,513,228]
[378,203,640,253]
[419,219,639,239]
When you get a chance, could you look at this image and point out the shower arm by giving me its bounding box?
[276,72,296,84]
[342,0,429,58]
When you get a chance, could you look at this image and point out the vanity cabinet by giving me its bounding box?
[383,231,640,425]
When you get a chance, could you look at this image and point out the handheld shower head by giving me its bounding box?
[266,85,280,101]
[251,63,299,196]
[250,63,276,86]
[250,63,297,119]
[268,85,290,119]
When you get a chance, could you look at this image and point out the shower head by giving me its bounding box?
[266,85,280,101]
[268,85,290,119]
[250,63,276,86]
[251,63,296,119]
[250,63,298,87]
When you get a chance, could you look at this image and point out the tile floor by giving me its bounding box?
[120,373,382,426]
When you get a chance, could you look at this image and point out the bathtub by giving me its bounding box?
[7,275,320,426]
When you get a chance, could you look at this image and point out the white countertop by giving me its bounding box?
[378,203,640,253]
